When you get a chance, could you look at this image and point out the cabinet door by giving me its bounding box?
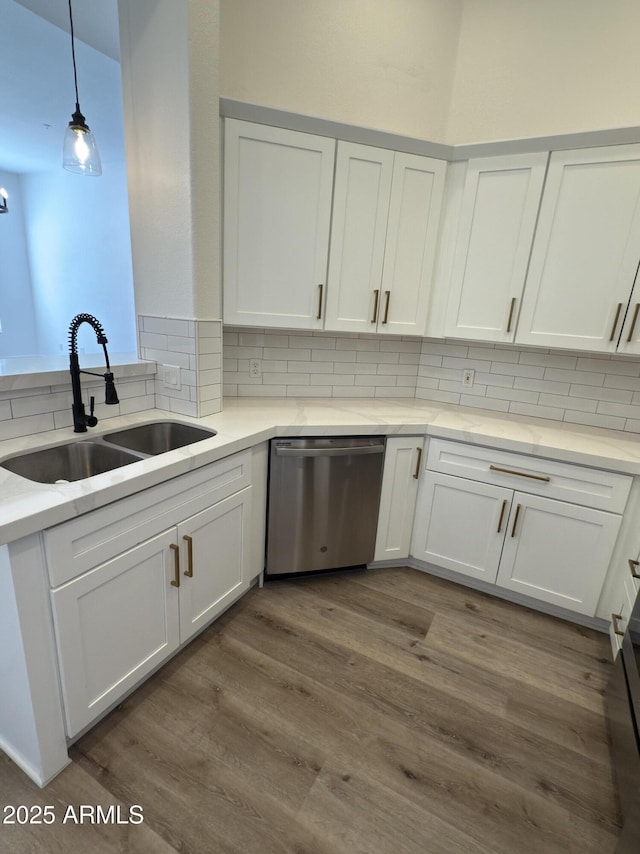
[324,142,394,332]
[496,492,622,616]
[411,471,511,582]
[516,144,640,351]
[374,437,424,562]
[444,153,548,342]
[177,487,252,643]
[379,153,446,336]
[51,530,180,737]
[223,119,335,328]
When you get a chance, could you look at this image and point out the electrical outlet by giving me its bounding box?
[163,364,181,390]
[462,368,475,388]
[249,359,262,378]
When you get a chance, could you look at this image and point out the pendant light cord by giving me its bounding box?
[68,0,80,110]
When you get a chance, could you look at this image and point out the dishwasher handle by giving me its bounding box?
[275,444,384,458]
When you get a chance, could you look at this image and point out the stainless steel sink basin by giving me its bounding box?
[104,421,217,455]
[0,442,141,484]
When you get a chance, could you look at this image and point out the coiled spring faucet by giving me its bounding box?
[68,313,119,432]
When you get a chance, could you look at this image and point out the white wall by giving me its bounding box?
[117,0,221,320]
[447,0,640,144]
[0,171,38,358]
[220,0,640,146]
[220,0,463,143]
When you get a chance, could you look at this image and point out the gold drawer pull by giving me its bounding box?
[629,559,640,579]
[371,289,380,324]
[489,464,550,483]
[170,543,180,588]
[611,613,625,637]
[610,303,623,342]
[511,504,522,538]
[413,447,422,479]
[382,290,391,324]
[183,534,194,577]
[497,499,508,534]
[506,297,517,333]
[627,304,640,342]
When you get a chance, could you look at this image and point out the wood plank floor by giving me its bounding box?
[0,568,622,853]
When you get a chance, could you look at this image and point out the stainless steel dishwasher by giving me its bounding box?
[265,436,385,578]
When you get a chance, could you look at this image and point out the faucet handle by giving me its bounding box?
[86,396,98,428]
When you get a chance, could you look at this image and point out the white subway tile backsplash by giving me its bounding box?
[379,340,421,353]
[219,326,640,434]
[311,374,354,385]
[518,352,578,369]
[143,317,192,337]
[139,331,168,350]
[286,385,332,397]
[443,356,493,372]
[604,375,640,391]
[356,351,400,364]
[539,393,597,412]
[570,384,632,403]
[460,395,509,412]
[514,377,571,395]
[508,402,565,421]
[576,357,640,375]
[491,362,545,379]
[415,387,461,404]
[545,368,605,386]
[564,411,627,431]
[375,387,415,397]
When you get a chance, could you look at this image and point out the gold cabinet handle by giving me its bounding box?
[611,613,625,637]
[489,464,550,483]
[629,558,640,579]
[413,446,422,479]
[371,289,380,324]
[317,284,323,320]
[497,499,508,534]
[627,304,640,342]
[382,290,391,324]
[610,303,624,342]
[170,543,180,587]
[511,503,522,538]
[506,297,517,333]
[183,534,194,577]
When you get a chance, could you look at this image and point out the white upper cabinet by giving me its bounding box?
[223,119,335,328]
[443,153,548,342]
[324,142,446,335]
[516,144,640,352]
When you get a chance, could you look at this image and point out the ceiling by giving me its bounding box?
[0,1,123,174]
[13,0,120,60]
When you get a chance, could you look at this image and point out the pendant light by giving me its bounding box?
[62,0,102,176]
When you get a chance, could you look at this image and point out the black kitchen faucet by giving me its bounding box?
[68,313,119,432]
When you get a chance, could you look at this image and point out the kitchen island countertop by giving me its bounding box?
[2,396,640,546]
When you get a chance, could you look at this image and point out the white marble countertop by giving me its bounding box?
[2,396,640,546]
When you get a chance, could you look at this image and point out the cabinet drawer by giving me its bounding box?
[426,439,631,512]
[45,450,252,586]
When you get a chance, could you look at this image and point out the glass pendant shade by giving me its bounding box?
[63,109,102,176]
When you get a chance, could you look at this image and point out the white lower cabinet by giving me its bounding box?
[374,437,424,561]
[51,529,182,738]
[411,471,511,582]
[48,452,255,738]
[411,439,630,617]
[496,492,621,614]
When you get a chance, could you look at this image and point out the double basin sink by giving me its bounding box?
[0,422,217,484]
